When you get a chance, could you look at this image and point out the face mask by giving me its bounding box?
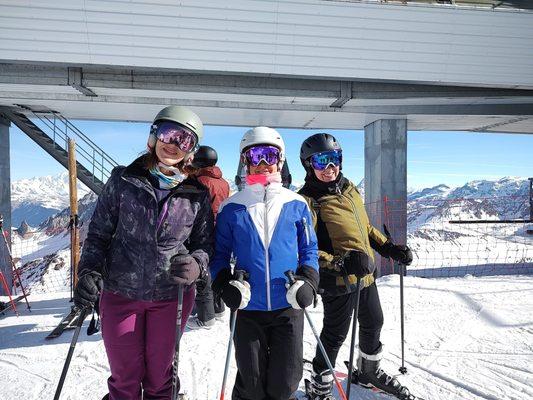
[246,172,282,186]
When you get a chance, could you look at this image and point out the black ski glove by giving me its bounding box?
[212,269,250,310]
[286,277,315,309]
[341,250,373,277]
[285,267,318,309]
[170,254,201,285]
[74,271,103,309]
[382,242,413,265]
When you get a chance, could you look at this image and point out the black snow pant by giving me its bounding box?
[232,307,304,400]
[195,273,225,322]
[313,282,384,373]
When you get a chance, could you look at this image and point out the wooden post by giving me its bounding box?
[68,139,80,298]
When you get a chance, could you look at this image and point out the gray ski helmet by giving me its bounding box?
[148,106,203,151]
[191,145,218,168]
[300,133,342,168]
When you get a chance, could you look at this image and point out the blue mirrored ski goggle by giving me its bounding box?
[310,150,342,170]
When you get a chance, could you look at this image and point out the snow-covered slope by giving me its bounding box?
[11,172,91,227]
[405,177,532,277]
[2,176,531,399]
[1,274,532,400]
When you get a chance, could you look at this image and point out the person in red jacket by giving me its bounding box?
[185,146,230,329]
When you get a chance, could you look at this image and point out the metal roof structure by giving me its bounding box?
[326,1,533,11]
[0,0,532,132]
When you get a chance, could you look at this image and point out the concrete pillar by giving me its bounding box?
[0,115,12,295]
[364,119,407,276]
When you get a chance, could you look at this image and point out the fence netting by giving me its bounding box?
[369,195,533,277]
[3,195,532,298]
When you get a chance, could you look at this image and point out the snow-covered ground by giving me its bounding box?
[1,274,532,400]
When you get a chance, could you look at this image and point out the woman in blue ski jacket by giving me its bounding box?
[210,126,319,400]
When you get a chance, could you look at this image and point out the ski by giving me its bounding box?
[343,361,425,400]
[0,295,25,314]
[356,383,425,400]
[46,307,81,340]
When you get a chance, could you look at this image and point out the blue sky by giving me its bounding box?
[8,121,533,189]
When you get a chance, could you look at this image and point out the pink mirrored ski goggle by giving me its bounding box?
[154,121,198,153]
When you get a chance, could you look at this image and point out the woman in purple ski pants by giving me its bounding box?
[73,106,214,400]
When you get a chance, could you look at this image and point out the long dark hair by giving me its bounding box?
[142,150,188,173]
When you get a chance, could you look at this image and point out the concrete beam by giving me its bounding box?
[364,119,407,276]
[2,90,533,116]
[0,114,11,295]
[330,81,352,108]
[68,67,97,97]
[2,63,533,101]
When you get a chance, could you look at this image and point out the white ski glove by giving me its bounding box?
[228,279,251,310]
[285,280,305,310]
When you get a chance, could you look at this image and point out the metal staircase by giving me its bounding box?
[0,106,118,195]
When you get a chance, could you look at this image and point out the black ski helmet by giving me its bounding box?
[300,133,342,169]
[191,145,218,168]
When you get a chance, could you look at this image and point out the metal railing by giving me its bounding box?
[29,111,118,185]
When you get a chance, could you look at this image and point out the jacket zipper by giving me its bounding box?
[263,188,272,311]
[156,197,172,233]
[302,217,310,246]
[342,190,370,253]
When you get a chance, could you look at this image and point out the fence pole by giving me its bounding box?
[529,178,533,221]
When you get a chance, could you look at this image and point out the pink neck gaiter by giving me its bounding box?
[246,172,282,186]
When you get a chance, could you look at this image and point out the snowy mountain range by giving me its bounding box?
[11,171,90,227]
[406,177,529,231]
[12,175,530,235]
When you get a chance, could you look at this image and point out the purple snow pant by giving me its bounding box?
[100,288,195,400]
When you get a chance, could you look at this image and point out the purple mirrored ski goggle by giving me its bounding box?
[310,150,342,170]
[154,121,198,153]
[243,145,281,166]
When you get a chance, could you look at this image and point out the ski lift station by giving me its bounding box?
[1,0,533,268]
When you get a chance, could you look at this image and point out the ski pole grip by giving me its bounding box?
[284,270,297,285]
[234,269,248,283]
[383,224,392,241]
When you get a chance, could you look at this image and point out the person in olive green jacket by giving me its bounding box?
[298,133,414,400]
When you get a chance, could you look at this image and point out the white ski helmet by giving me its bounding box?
[239,127,286,168]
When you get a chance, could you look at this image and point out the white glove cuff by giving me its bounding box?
[229,280,251,309]
[285,280,304,310]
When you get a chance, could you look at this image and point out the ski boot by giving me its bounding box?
[346,347,417,400]
[304,369,335,400]
[186,315,215,330]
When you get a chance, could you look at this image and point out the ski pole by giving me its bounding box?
[346,276,362,400]
[53,306,89,400]
[0,218,31,311]
[171,284,184,400]
[399,261,407,375]
[285,270,348,400]
[383,224,408,375]
[219,270,246,400]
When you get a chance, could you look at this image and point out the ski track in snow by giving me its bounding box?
[1,275,532,400]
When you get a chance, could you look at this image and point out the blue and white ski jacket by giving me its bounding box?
[210,181,319,311]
